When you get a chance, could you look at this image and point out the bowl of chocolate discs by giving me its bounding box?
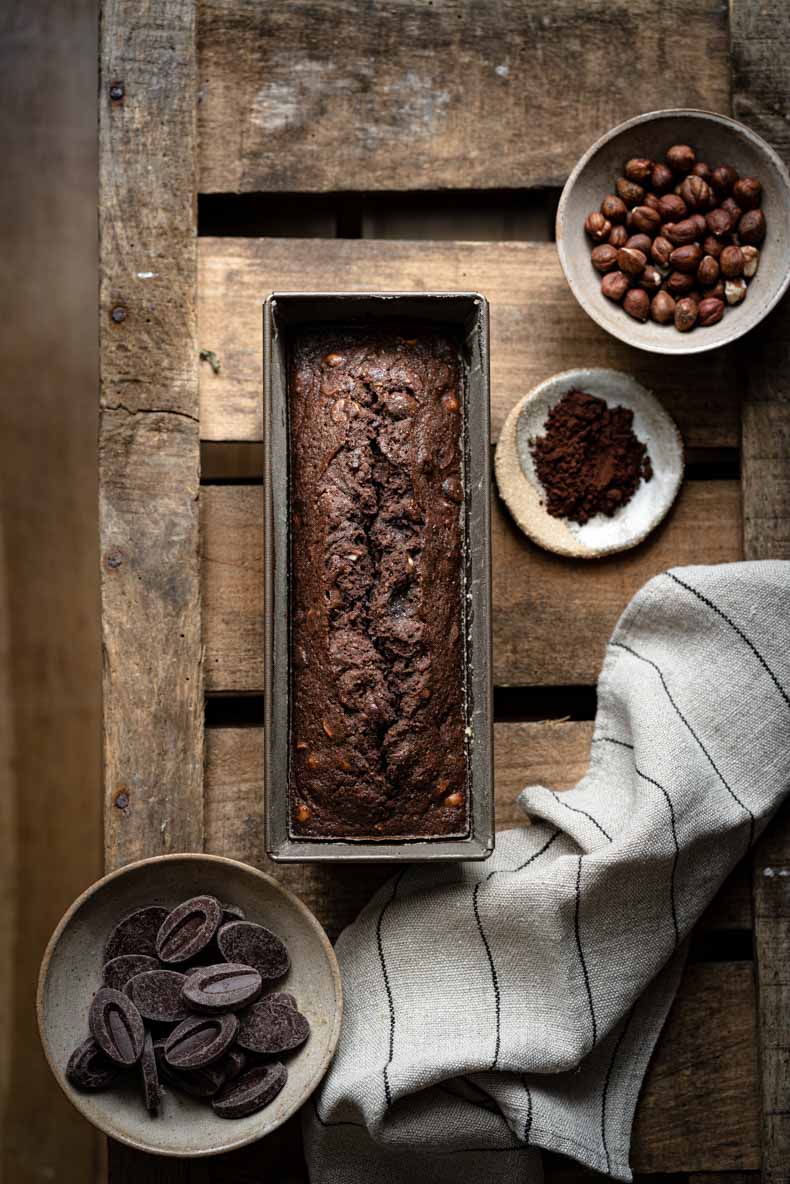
[37,853,342,1157]
[557,109,790,354]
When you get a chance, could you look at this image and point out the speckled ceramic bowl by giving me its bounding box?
[557,109,790,354]
[37,854,342,1157]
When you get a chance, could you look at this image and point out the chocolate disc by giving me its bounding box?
[212,1062,287,1119]
[103,954,160,992]
[164,1013,239,1070]
[155,1045,227,1098]
[182,962,262,1014]
[127,969,190,1024]
[217,921,290,982]
[221,903,246,925]
[139,1031,161,1114]
[221,1046,247,1084]
[66,1036,120,1091]
[156,896,222,964]
[89,987,145,1066]
[237,992,310,1055]
[104,906,169,962]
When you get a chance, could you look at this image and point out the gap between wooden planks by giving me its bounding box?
[201,482,742,693]
[204,723,759,1174]
[197,238,742,448]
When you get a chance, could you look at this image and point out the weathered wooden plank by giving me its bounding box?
[197,0,730,193]
[205,725,759,1174]
[198,238,740,448]
[632,964,761,1172]
[100,0,204,872]
[732,4,790,1180]
[201,481,742,693]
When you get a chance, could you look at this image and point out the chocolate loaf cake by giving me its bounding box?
[288,328,468,839]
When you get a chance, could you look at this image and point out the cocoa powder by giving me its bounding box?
[529,389,652,525]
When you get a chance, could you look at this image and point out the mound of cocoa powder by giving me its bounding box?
[529,389,653,525]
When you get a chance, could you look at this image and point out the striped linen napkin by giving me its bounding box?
[304,562,790,1183]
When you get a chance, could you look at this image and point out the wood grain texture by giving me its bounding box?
[201,481,742,692]
[100,0,204,869]
[0,1,102,1180]
[732,3,790,1180]
[198,237,740,447]
[197,0,730,193]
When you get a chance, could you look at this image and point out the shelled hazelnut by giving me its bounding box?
[582,140,767,333]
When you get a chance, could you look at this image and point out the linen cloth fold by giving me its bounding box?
[304,562,790,1183]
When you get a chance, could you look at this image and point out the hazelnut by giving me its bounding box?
[679,175,712,211]
[651,163,675,192]
[691,161,712,182]
[322,718,334,738]
[697,297,725,326]
[643,192,662,212]
[658,193,688,221]
[674,296,699,331]
[623,288,650,322]
[725,277,748,305]
[601,194,628,223]
[617,246,647,276]
[650,290,676,324]
[721,196,743,224]
[294,803,311,824]
[442,394,460,413]
[720,244,744,278]
[690,213,708,237]
[601,271,630,302]
[585,211,612,242]
[707,280,726,301]
[432,778,451,799]
[323,352,345,367]
[651,235,673,267]
[705,207,734,238]
[733,177,762,210]
[625,157,653,183]
[625,233,653,254]
[608,224,628,248]
[630,205,661,235]
[306,752,320,769]
[697,255,720,287]
[741,245,761,277]
[711,164,738,197]
[666,144,696,173]
[591,244,619,273]
[738,208,766,245]
[669,242,703,274]
[665,217,700,245]
[639,265,663,293]
[702,233,725,259]
[443,792,464,809]
[616,177,645,207]
[666,269,696,296]
[295,740,308,750]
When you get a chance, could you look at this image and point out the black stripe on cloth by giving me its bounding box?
[376,869,407,1108]
[592,736,634,750]
[521,1075,533,1144]
[667,571,790,711]
[574,855,598,1048]
[512,828,562,873]
[611,640,756,849]
[600,1007,635,1174]
[548,788,613,842]
[473,879,501,1070]
[599,738,683,949]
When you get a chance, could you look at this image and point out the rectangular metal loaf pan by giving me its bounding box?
[264,292,493,863]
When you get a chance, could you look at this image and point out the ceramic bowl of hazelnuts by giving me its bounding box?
[556,109,790,354]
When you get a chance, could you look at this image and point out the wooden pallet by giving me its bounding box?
[99,2,790,1180]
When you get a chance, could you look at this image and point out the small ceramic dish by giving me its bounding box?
[37,853,342,1158]
[495,369,683,559]
[556,108,790,355]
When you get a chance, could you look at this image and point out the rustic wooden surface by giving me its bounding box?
[732,3,790,1182]
[99,0,204,869]
[99,0,203,1179]
[198,238,740,447]
[197,0,730,193]
[202,481,741,692]
[0,2,102,1181]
